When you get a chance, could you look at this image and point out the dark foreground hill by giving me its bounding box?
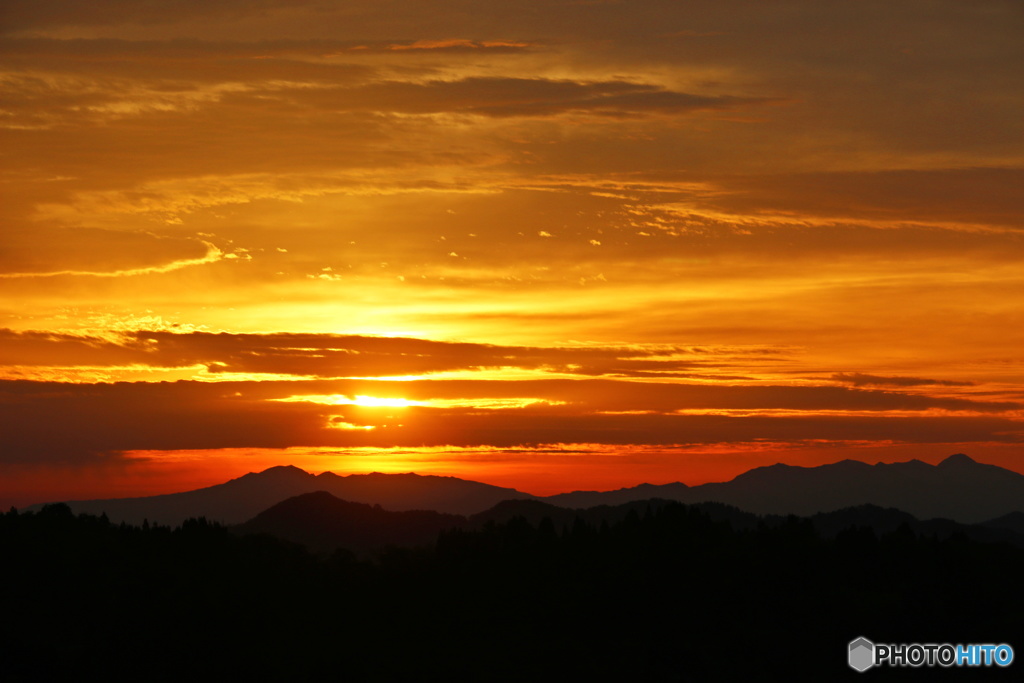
[4,501,1022,681]
[233,491,1024,556]
[235,491,465,553]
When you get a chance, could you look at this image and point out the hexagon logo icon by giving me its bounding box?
[849,637,875,672]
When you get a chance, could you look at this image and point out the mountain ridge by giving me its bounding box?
[32,467,537,526]
[234,491,1024,556]
[25,453,1024,526]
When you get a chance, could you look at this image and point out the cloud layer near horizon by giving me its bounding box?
[1,329,1021,469]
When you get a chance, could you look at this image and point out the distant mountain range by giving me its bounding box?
[28,453,1024,527]
[33,466,531,526]
[548,453,1024,524]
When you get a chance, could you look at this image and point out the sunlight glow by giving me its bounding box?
[269,394,563,409]
[271,394,423,407]
[329,421,377,431]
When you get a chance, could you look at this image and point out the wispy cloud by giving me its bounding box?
[0,236,224,278]
[831,372,975,388]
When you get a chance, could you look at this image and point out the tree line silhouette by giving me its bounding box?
[3,500,1021,681]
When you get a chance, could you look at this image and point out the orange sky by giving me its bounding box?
[1,1,1023,508]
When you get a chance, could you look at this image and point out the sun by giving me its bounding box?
[267,394,422,407]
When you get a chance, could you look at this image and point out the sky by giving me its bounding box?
[1,0,1023,507]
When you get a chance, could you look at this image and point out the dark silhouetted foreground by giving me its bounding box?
[3,501,1021,681]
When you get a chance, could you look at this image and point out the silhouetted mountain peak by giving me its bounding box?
[237,490,467,554]
[883,458,930,470]
[633,481,688,491]
[264,465,308,473]
[980,511,1024,535]
[478,498,562,516]
[938,453,977,468]
[232,464,314,483]
[730,461,799,483]
[250,490,374,519]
